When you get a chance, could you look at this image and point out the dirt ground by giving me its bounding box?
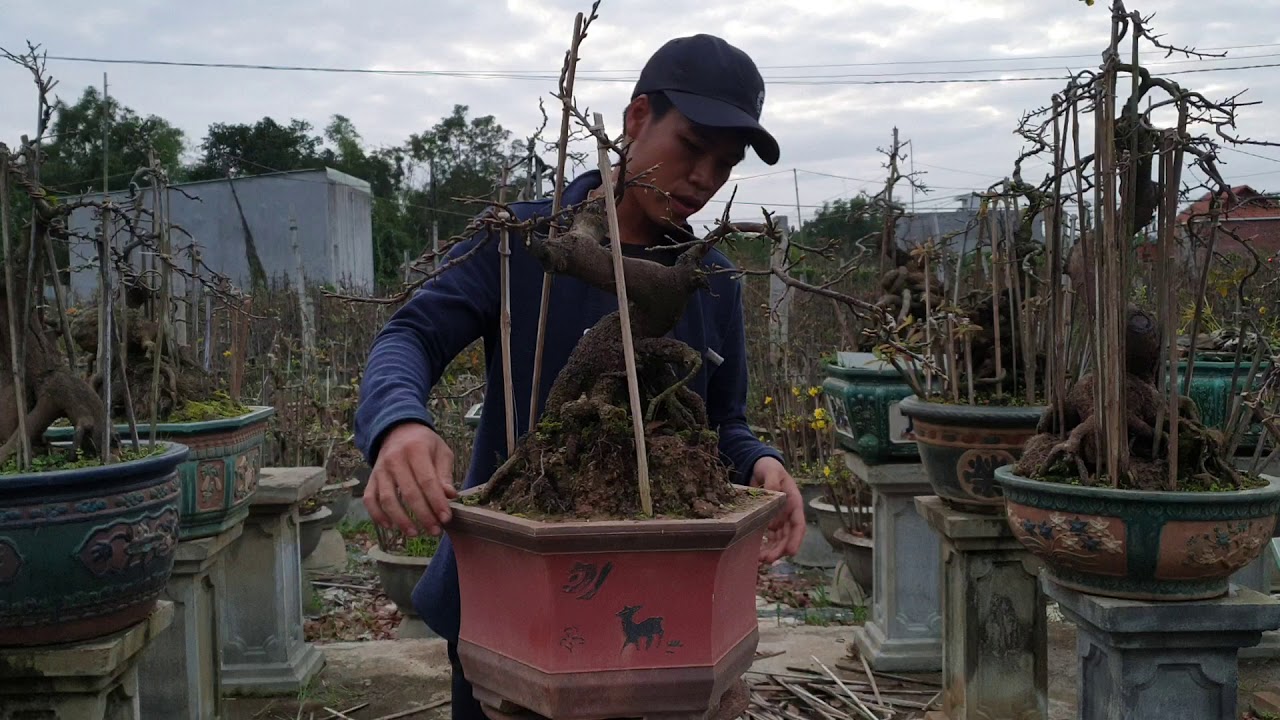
[223,639,452,720]
[221,618,1280,720]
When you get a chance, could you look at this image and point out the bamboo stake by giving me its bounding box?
[0,152,30,470]
[529,10,586,425]
[497,171,516,456]
[148,153,167,445]
[987,205,1004,400]
[592,112,652,517]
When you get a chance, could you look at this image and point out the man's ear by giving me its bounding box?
[622,94,652,143]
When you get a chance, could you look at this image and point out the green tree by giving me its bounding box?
[187,117,324,180]
[39,85,186,194]
[801,194,882,260]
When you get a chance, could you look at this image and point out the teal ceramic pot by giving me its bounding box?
[822,352,919,464]
[1177,359,1271,450]
[996,465,1280,601]
[46,406,274,540]
[0,442,189,646]
[900,396,1046,514]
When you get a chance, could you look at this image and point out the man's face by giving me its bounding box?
[622,95,747,227]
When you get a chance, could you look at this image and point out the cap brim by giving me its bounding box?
[664,89,780,166]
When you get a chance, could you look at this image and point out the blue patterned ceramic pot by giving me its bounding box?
[46,406,272,540]
[900,396,1047,514]
[996,465,1280,601]
[0,442,189,646]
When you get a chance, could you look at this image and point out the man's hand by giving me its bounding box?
[364,422,458,537]
[750,456,805,564]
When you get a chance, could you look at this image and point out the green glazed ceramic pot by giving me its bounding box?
[1177,359,1271,450]
[46,406,274,540]
[822,352,918,464]
[996,465,1280,601]
[900,396,1046,514]
[0,441,189,646]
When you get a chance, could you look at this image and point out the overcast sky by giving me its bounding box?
[4,0,1279,232]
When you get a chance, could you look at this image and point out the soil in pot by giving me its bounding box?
[900,394,1046,515]
[0,441,190,646]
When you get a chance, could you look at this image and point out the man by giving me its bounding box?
[355,33,805,718]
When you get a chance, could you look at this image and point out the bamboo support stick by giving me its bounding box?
[529,11,585,425]
[499,222,516,455]
[592,112,653,517]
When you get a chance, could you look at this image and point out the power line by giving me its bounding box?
[34,53,1280,87]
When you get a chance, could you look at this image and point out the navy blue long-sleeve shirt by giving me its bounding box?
[354,169,783,644]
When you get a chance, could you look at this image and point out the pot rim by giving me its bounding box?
[447,484,785,554]
[899,394,1047,426]
[299,505,333,521]
[808,497,873,514]
[367,546,434,566]
[0,440,189,491]
[995,465,1280,504]
[44,405,275,439]
[832,528,873,547]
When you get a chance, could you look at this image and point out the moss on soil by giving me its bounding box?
[0,444,168,476]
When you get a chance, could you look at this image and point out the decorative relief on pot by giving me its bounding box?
[560,625,586,652]
[956,449,1015,500]
[0,538,20,584]
[234,446,261,501]
[196,460,226,511]
[1155,519,1275,580]
[77,507,180,577]
[1007,508,1126,576]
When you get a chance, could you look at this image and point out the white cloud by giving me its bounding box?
[2,0,1278,233]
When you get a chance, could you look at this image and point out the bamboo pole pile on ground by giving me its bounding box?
[744,657,942,720]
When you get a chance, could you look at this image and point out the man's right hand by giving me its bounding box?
[364,422,458,537]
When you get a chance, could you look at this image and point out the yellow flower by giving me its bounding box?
[222,350,233,358]
[808,386,820,397]
[813,407,827,420]
[764,396,773,405]
[791,387,801,397]
[823,465,832,478]
[811,419,827,430]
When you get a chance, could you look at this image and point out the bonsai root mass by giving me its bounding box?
[1015,305,1251,491]
[475,198,743,519]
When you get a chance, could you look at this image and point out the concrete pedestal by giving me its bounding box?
[1232,553,1280,660]
[916,496,1046,720]
[0,601,174,720]
[220,466,327,696]
[845,453,942,672]
[1046,577,1280,720]
[138,522,243,719]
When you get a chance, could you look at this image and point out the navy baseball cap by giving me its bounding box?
[633,34,780,166]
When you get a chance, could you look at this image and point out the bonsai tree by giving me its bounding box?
[984,0,1280,603]
[1009,0,1280,492]
[1,45,250,471]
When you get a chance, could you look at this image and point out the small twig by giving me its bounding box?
[368,699,450,720]
[320,704,369,720]
[857,654,883,708]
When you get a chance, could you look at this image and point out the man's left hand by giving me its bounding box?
[750,456,806,565]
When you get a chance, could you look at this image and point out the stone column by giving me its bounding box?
[1046,577,1280,720]
[220,466,327,696]
[916,496,1046,720]
[0,601,174,720]
[845,452,942,672]
[138,522,244,719]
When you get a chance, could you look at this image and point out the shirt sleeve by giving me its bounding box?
[706,273,786,485]
[354,226,500,465]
